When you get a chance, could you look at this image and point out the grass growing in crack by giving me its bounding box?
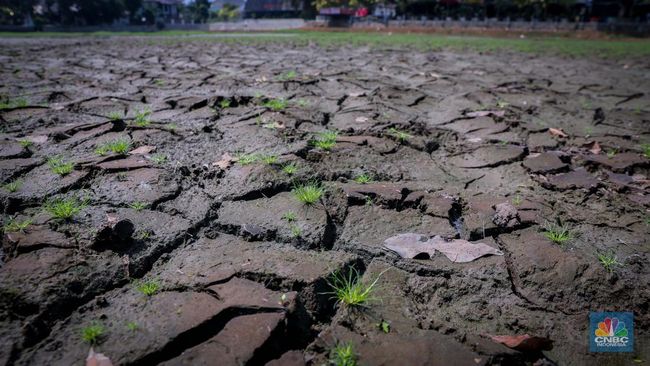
[81,323,104,345]
[542,222,573,245]
[512,194,522,206]
[377,320,390,333]
[278,70,297,81]
[606,148,618,158]
[47,156,74,176]
[282,162,298,175]
[261,154,278,165]
[329,342,357,366]
[641,143,650,158]
[18,139,32,148]
[597,251,621,273]
[95,138,131,156]
[129,201,147,211]
[290,225,302,238]
[3,218,32,233]
[126,321,138,332]
[219,99,231,109]
[0,98,28,110]
[264,98,288,111]
[293,183,324,205]
[388,127,411,142]
[2,180,22,193]
[353,173,372,184]
[136,279,160,296]
[44,197,87,220]
[136,230,152,240]
[236,153,258,166]
[282,212,297,222]
[326,267,384,309]
[150,154,167,165]
[311,130,338,151]
[133,108,151,127]
[108,111,123,121]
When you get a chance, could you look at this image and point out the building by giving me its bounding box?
[143,0,184,23]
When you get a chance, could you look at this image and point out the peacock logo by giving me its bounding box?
[594,317,628,338]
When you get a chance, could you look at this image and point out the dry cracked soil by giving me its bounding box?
[0,36,649,366]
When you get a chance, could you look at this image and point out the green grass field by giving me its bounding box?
[1,30,649,58]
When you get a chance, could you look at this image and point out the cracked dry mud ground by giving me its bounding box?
[0,36,649,366]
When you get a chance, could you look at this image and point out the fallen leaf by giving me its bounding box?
[129,145,156,155]
[466,110,505,118]
[355,116,369,123]
[86,347,113,366]
[486,334,553,352]
[548,128,568,138]
[384,233,503,263]
[213,152,234,170]
[583,141,601,155]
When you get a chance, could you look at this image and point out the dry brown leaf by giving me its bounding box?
[213,152,234,170]
[86,347,113,366]
[384,233,503,263]
[486,334,553,352]
[548,128,568,138]
[129,145,156,155]
[582,141,601,155]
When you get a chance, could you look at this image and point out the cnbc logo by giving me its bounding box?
[589,312,634,352]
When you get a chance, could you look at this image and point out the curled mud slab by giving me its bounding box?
[1,37,649,366]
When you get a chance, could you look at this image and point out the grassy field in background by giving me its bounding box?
[1,29,649,58]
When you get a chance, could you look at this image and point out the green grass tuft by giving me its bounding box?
[542,222,573,245]
[263,98,288,111]
[597,251,621,273]
[81,323,104,345]
[133,108,151,127]
[108,111,123,121]
[219,99,231,109]
[236,153,258,165]
[95,138,131,156]
[282,162,298,175]
[129,201,147,211]
[260,154,278,165]
[2,180,22,193]
[47,156,74,176]
[311,130,338,151]
[18,139,32,148]
[641,143,650,159]
[292,183,324,205]
[329,342,357,366]
[353,173,372,184]
[388,127,412,142]
[282,212,297,222]
[136,279,160,296]
[150,154,167,165]
[3,218,32,233]
[326,267,384,308]
[44,196,87,220]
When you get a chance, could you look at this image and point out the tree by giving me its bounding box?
[187,0,210,23]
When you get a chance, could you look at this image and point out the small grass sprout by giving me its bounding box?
[311,130,338,151]
[377,320,390,333]
[353,173,372,184]
[3,218,32,233]
[129,201,147,211]
[542,221,573,245]
[292,183,324,205]
[150,154,167,165]
[388,127,412,142]
[44,196,87,220]
[18,139,32,148]
[329,342,357,366]
[47,156,74,176]
[133,108,151,127]
[126,321,138,332]
[282,212,297,222]
[2,180,22,193]
[606,148,618,158]
[219,99,231,109]
[108,111,123,121]
[326,267,385,309]
[81,323,105,345]
[264,98,288,111]
[236,153,258,166]
[278,70,297,80]
[290,225,302,238]
[597,251,622,273]
[261,154,278,165]
[282,162,298,175]
[136,230,152,240]
[95,138,131,156]
[512,194,522,206]
[136,279,160,296]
